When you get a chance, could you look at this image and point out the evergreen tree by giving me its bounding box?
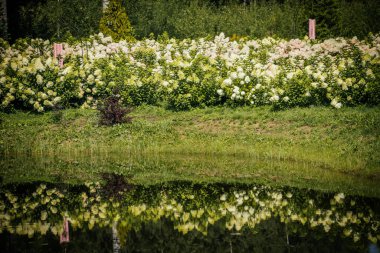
[309,0,340,39]
[99,0,134,42]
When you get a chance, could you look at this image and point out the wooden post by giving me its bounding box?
[60,217,70,244]
[308,19,316,40]
[112,222,120,253]
[53,43,64,68]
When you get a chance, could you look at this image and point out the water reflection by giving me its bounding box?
[0,180,379,252]
[1,152,379,198]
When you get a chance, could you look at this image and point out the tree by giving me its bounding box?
[18,0,102,40]
[309,0,340,39]
[99,0,135,42]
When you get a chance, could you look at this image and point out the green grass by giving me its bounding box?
[0,106,379,197]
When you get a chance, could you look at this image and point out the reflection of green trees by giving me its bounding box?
[0,181,379,252]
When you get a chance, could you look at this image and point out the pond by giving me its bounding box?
[0,177,379,253]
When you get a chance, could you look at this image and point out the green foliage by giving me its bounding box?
[7,0,380,41]
[125,0,309,39]
[50,109,63,124]
[166,56,222,110]
[0,37,9,49]
[0,1,7,40]
[365,77,380,105]
[337,0,380,38]
[18,0,102,40]
[274,76,314,110]
[308,0,339,39]
[123,0,380,40]
[99,0,134,42]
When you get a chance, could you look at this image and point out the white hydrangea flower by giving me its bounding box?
[223,78,232,86]
[238,72,245,79]
[331,99,342,109]
[36,74,43,85]
[269,95,280,102]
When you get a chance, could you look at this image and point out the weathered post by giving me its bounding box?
[309,19,316,40]
[60,217,70,244]
[112,222,121,253]
[53,43,64,68]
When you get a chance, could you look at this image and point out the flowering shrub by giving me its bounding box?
[0,33,379,112]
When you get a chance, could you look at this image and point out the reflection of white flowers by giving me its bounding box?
[334,193,345,203]
[0,182,378,246]
[36,74,43,85]
[40,211,48,221]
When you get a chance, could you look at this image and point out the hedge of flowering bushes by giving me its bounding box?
[1,33,379,112]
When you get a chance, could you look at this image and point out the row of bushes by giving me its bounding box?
[1,33,379,113]
[7,0,380,41]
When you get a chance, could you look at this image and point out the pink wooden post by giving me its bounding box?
[308,19,316,40]
[53,43,64,68]
[60,217,70,244]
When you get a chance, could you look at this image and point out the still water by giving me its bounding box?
[0,177,379,253]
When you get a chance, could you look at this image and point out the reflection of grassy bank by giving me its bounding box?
[0,106,379,196]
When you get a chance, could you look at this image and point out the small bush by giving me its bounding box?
[98,95,132,126]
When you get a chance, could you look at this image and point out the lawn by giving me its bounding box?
[1,106,379,197]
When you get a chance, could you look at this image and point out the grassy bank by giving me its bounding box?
[1,106,379,197]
